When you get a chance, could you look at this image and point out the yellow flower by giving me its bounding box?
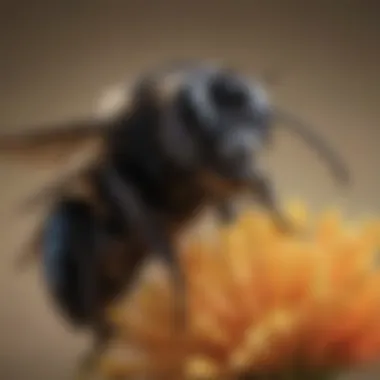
[98,203,380,380]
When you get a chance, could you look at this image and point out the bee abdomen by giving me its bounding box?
[42,198,99,327]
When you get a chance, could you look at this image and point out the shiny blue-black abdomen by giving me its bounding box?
[42,199,98,327]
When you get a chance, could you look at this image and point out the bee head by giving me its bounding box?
[132,60,349,192]
[133,61,272,189]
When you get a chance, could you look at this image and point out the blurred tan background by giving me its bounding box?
[0,1,379,379]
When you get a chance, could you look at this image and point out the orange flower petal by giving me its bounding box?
[99,203,380,379]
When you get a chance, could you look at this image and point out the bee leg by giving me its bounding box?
[105,169,187,330]
[75,349,98,380]
[247,169,293,233]
[216,200,237,225]
[75,332,109,380]
[74,309,115,380]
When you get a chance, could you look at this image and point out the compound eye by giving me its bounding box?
[209,74,248,109]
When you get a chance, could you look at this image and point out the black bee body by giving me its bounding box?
[40,100,211,333]
[105,107,207,225]
[0,61,350,368]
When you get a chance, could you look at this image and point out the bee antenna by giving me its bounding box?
[273,107,351,186]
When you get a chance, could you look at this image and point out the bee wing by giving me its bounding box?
[0,80,132,163]
[19,138,104,210]
[12,151,105,273]
[2,84,134,271]
[1,82,136,205]
[10,139,104,271]
[0,117,107,164]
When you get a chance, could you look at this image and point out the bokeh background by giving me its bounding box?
[0,1,379,379]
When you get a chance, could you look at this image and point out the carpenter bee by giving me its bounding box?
[0,60,350,375]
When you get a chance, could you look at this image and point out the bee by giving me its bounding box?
[0,60,350,374]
